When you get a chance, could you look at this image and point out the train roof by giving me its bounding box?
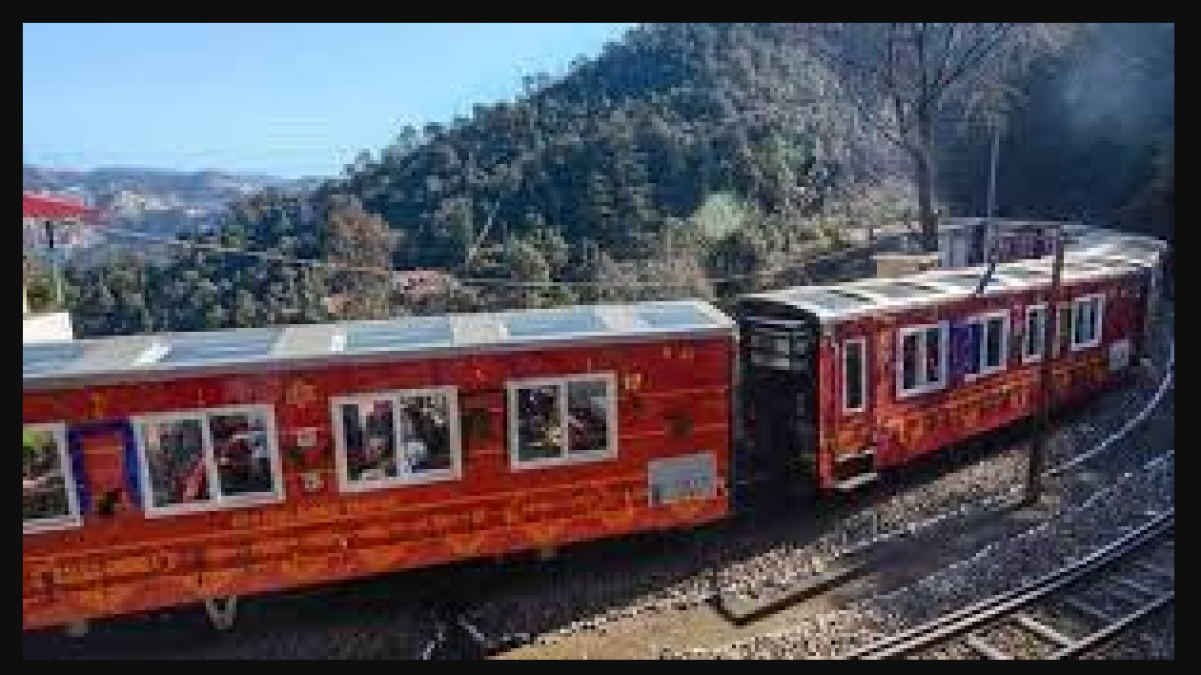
[23,299,734,390]
[744,229,1167,325]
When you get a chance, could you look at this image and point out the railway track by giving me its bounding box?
[844,508,1174,660]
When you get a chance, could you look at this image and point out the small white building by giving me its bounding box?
[937,218,1074,268]
[22,192,96,343]
[23,311,74,343]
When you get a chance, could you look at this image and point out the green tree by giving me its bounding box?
[321,194,395,320]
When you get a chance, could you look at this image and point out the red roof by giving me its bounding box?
[23,192,98,220]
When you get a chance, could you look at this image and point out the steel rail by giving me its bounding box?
[844,507,1173,659]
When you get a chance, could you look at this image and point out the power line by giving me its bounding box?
[73,218,883,291]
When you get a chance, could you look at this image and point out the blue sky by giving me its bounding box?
[24,23,636,178]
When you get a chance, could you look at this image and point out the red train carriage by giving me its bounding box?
[738,233,1166,493]
[23,300,735,632]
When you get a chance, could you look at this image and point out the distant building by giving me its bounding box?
[937,218,1073,269]
[393,269,454,301]
[23,192,97,343]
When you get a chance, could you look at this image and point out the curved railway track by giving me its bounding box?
[844,508,1174,660]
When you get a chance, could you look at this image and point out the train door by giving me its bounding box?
[738,317,821,500]
[68,421,139,523]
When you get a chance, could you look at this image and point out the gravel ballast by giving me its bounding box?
[664,451,1174,659]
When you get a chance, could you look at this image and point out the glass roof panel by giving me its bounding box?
[996,266,1050,279]
[850,281,944,299]
[927,273,1011,291]
[790,288,876,311]
[343,316,453,352]
[637,304,714,329]
[23,341,88,376]
[504,308,606,338]
[158,328,283,365]
[1075,257,1145,272]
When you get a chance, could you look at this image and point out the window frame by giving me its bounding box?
[507,372,619,471]
[964,309,1011,381]
[131,403,285,518]
[330,386,462,494]
[1023,304,1048,364]
[1070,293,1105,351]
[841,337,868,414]
[23,422,82,535]
[896,321,949,399]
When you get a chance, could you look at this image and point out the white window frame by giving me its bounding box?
[841,338,868,414]
[132,404,285,518]
[964,309,1010,381]
[330,386,462,493]
[507,372,619,471]
[1070,293,1105,351]
[896,321,949,399]
[23,422,82,534]
[1023,304,1048,364]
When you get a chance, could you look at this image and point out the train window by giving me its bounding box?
[509,373,617,470]
[331,387,461,492]
[896,322,948,398]
[23,423,81,534]
[901,332,919,391]
[1070,294,1105,351]
[964,310,1010,379]
[210,411,278,497]
[133,405,283,517]
[1023,305,1048,363]
[842,338,867,413]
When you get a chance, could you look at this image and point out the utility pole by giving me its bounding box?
[984,121,1001,262]
[987,122,1000,220]
[43,219,65,308]
[973,123,1003,295]
[1025,223,1065,505]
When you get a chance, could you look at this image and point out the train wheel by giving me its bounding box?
[204,596,239,630]
[64,620,89,638]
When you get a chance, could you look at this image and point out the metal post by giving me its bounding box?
[1025,224,1064,505]
[43,219,64,308]
[987,122,1000,220]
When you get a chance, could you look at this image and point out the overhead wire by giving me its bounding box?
[69,217,888,291]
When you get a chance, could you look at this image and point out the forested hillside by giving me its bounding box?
[56,23,1173,339]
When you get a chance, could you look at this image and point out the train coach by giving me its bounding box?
[736,233,1167,495]
[23,300,735,632]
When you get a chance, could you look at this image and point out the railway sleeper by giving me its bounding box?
[1131,560,1174,581]
[1012,614,1077,649]
[1059,595,1117,625]
[1098,581,1153,608]
[1109,574,1168,600]
[964,634,1012,660]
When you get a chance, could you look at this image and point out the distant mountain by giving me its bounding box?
[22,165,327,264]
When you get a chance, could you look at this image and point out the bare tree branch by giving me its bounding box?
[932,23,1015,97]
[931,23,961,91]
[802,22,1079,252]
